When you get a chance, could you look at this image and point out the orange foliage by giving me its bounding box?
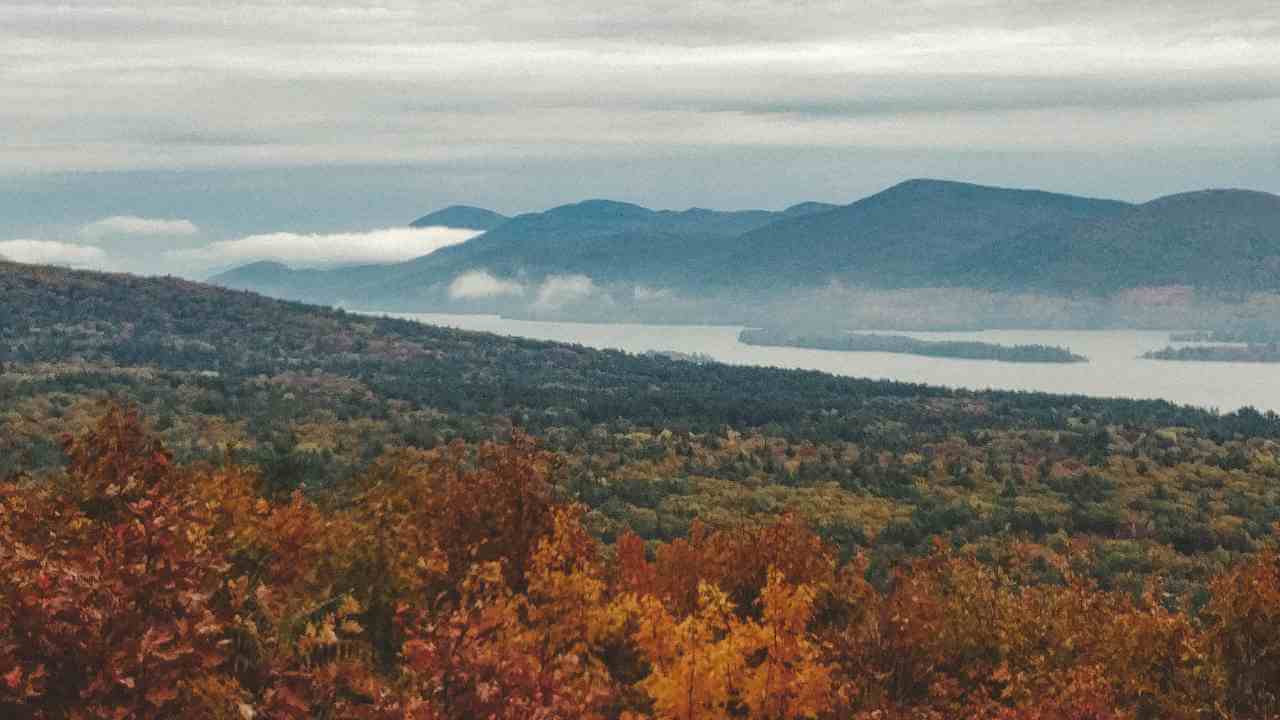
[621,513,835,616]
[5,405,1280,719]
[1204,550,1280,718]
[1,407,225,719]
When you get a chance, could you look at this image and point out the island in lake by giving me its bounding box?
[1169,329,1280,344]
[739,329,1088,363]
[1168,331,1218,343]
[1145,343,1280,363]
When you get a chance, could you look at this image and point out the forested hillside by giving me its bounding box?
[963,189,1280,293]
[713,179,1129,292]
[6,260,1280,717]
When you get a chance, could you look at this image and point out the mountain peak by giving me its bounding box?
[410,205,508,230]
[871,178,1132,210]
[782,201,840,217]
[228,260,291,273]
[209,260,295,285]
[548,199,653,218]
[1142,188,1280,211]
[883,178,981,193]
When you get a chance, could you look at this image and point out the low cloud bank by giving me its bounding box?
[448,270,525,300]
[534,274,598,310]
[171,226,482,270]
[81,216,199,239]
[445,271,604,309]
[633,285,672,302]
[0,239,110,269]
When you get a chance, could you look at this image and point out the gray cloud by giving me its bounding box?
[3,1,1276,46]
[1,0,1277,256]
[3,1,1277,171]
[449,270,526,300]
[81,215,199,239]
[534,275,600,310]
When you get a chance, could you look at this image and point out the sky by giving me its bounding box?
[2,0,1278,276]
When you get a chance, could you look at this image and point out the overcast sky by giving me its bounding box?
[2,1,1277,275]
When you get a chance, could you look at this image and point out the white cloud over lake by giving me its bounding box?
[633,285,673,302]
[449,270,525,300]
[169,226,482,271]
[534,274,598,309]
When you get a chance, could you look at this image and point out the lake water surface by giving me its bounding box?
[392,313,1279,414]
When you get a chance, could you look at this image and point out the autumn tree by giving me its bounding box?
[0,406,226,718]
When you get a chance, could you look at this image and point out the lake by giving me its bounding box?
[389,313,1279,414]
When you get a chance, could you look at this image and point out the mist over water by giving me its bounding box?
[392,313,1280,414]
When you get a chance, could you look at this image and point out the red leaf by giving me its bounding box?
[146,684,179,707]
[276,685,310,713]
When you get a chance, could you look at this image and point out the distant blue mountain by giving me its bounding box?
[409,205,508,230]
[211,180,1280,308]
[409,203,509,228]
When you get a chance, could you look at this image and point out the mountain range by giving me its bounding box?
[211,179,1280,314]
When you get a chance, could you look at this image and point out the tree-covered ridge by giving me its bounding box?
[6,259,1280,597]
[4,407,1280,719]
[971,189,1280,294]
[740,328,1088,363]
[716,179,1129,293]
[2,261,1265,437]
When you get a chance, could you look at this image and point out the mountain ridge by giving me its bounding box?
[707,179,1132,291]
[211,180,1280,313]
[963,186,1280,293]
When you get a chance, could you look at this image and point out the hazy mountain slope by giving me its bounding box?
[208,181,1280,312]
[709,179,1132,290]
[966,189,1280,293]
[211,260,306,296]
[781,201,841,217]
[409,205,508,229]
[210,259,395,304]
[231,198,841,305]
[370,199,792,291]
[212,204,508,301]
